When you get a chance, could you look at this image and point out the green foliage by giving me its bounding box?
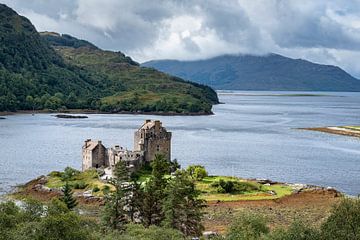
[61,167,80,181]
[72,181,88,189]
[186,165,208,180]
[93,186,100,192]
[211,179,261,194]
[103,224,184,240]
[102,161,130,231]
[321,198,360,240]
[0,5,218,114]
[226,213,269,240]
[60,182,78,210]
[163,170,205,236]
[267,221,321,240]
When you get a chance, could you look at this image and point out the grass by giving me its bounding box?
[44,169,293,202]
[343,126,360,131]
[46,169,113,197]
[196,176,293,202]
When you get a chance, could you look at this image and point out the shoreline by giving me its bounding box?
[300,126,360,138]
[0,109,214,117]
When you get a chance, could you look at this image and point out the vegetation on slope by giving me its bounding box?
[43,34,218,114]
[0,3,218,114]
[143,54,360,91]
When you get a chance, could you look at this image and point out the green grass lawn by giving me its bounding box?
[46,169,113,197]
[45,169,293,202]
[196,176,293,202]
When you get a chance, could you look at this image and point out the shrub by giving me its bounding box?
[93,186,100,192]
[321,198,360,240]
[211,180,260,194]
[61,167,80,181]
[48,171,62,177]
[102,185,111,195]
[72,181,88,189]
[226,213,269,240]
[186,165,208,180]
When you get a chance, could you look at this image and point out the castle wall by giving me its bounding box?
[82,141,107,171]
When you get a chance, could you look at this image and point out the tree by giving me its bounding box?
[226,213,269,240]
[321,198,360,240]
[186,165,208,181]
[102,160,130,230]
[137,154,171,227]
[162,170,205,236]
[60,182,77,210]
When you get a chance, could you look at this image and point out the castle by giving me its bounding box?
[82,120,171,174]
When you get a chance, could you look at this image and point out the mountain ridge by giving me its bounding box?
[142,53,360,91]
[0,3,218,114]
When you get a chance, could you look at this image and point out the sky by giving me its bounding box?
[2,0,360,77]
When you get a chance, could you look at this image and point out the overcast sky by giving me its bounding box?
[3,0,360,77]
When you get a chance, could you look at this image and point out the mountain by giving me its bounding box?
[0,4,218,114]
[142,54,360,91]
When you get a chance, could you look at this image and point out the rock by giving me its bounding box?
[203,231,218,239]
[54,114,88,119]
[268,190,277,195]
[0,117,6,119]
[83,190,93,198]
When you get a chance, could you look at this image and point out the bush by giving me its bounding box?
[226,213,269,240]
[321,198,360,240]
[72,181,88,189]
[93,186,100,192]
[61,167,80,181]
[102,185,111,195]
[48,171,62,177]
[186,165,208,180]
[211,180,260,194]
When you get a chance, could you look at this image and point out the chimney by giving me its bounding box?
[145,119,151,123]
[85,139,91,148]
[155,120,161,128]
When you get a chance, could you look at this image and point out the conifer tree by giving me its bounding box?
[137,154,170,227]
[162,170,205,236]
[60,182,77,210]
[102,160,130,230]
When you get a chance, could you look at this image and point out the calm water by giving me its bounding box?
[0,91,360,195]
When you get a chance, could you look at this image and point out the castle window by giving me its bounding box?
[157,145,160,151]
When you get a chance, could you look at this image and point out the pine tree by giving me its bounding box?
[102,160,130,230]
[162,170,205,236]
[60,182,77,210]
[137,154,170,227]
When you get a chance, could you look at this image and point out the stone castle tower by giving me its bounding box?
[134,120,172,162]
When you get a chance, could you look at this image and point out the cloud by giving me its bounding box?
[2,0,360,77]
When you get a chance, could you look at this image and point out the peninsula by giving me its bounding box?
[301,126,360,138]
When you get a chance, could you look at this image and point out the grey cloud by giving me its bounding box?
[2,0,360,77]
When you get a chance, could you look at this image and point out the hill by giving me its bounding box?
[0,4,218,114]
[142,54,360,91]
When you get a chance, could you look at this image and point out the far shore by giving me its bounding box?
[300,126,360,138]
[0,109,213,117]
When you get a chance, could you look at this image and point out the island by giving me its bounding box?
[10,120,342,234]
[55,114,88,119]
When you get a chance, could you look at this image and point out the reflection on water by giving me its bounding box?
[0,91,359,195]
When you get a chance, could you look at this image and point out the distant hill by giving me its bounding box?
[0,3,218,114]
[142,54,360,91]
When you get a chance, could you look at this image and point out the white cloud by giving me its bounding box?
[2,0,360,77]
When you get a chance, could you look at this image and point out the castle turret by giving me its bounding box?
[134,120,171,162]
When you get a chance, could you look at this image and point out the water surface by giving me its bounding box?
[0,91,359,195]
